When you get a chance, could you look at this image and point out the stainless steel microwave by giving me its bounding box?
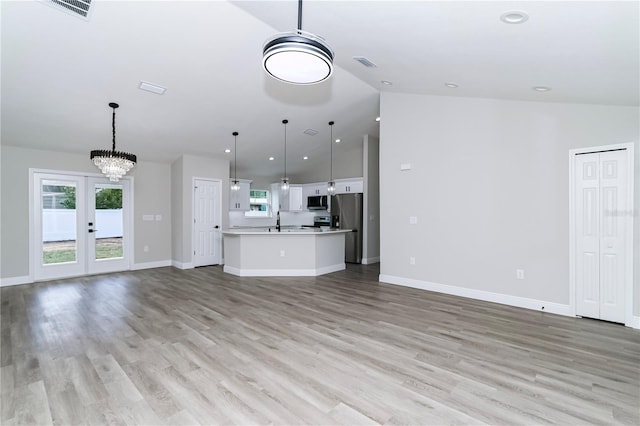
[307,195,328,210]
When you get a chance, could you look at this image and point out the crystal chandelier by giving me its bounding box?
[90,102,136,182]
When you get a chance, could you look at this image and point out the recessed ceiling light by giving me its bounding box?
[138,81,167,95]
[224,149,231,153]
[335,138,341,143]
[533,86,551,92]
[375,117,381,122]
[268,156,275,161]
[303,156,309,160]
[445,82,459,88]
[381,80,393,85]
[500,11,529,24]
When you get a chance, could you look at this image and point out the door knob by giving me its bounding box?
[214,225,219,229]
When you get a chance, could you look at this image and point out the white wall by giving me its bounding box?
[0,146,172,280]
[379,93,639,316]
[363,134,380,263]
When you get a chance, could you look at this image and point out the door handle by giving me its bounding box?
[214,225,219,229]
[88,229,99,233]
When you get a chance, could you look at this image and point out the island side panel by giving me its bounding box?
[315,233,346,274]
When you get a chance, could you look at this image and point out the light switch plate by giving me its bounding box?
[409,216,418,225]
[142,215,154,221]
[400,163,411,171]
[155,215,162,221]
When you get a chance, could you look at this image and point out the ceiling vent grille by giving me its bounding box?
[41,0,93,20]
[353,56,378,68]
[303,129,319,136]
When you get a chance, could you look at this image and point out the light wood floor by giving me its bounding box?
[1,264,639,425]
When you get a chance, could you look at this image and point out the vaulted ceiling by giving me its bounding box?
[2,1,637,181]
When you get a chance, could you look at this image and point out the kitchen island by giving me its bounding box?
[222,228,351,277]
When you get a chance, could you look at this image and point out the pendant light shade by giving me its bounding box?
[327,121,336,194]
[90,102,136,182]
[281,119,289,192]
[262,0,334,85]
[230,131,240,192]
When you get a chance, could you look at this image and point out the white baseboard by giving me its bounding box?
[378,274,573,317]
[632,316,640,329]
[172,260,194,270]
[362,256,380,265]
[132,260,172,271]
[224,263,345,277]
[0,275,32,287]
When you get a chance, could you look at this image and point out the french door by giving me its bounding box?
[33,172,132,281]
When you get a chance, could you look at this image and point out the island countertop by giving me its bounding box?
[222,228,352,235]
[222,228,349,276]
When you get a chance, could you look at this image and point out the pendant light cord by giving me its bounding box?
[297,0,303,33]
[283,119,288,179]
[233,132,238,181]
[329,121,334,181]
[111,106,117,152]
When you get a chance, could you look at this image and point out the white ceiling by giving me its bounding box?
[2,1,638,181]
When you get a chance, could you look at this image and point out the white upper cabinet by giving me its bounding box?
[271,183,304,212]
[229,180,251,211]
[334,178,363,194]
[303,182,328,198]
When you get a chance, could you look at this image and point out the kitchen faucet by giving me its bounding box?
[276,211,281,232]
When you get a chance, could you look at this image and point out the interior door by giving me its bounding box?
[33,172,132,281]
[575,150,627,323]
[193,179,222,266]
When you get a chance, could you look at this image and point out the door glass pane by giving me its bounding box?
[42,180,77,264]
[94,183,123,260]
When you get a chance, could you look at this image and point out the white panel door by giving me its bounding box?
[597,150,627,323]
[193,179,222,267]
[575,150,627,323]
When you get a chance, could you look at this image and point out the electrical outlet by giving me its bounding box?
[280,250,285,257]
[516,269,525,280]
[410,257,416,265]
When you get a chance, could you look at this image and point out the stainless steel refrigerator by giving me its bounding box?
[330,193,363,263]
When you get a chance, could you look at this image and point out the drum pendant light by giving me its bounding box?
[90,102,137,182]
[230,132,240,191]
[327,121,336,194]
[281,119,289,192]
[262,0,334,85]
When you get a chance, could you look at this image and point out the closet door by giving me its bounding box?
[575,150,627,323]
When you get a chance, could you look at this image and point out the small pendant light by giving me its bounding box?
[281,119,289,192]
[230,131,240,191]
[327,121,336,194]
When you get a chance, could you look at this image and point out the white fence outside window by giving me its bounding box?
[43,209,122,241]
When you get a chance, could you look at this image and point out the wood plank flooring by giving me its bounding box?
[1,264,639,425]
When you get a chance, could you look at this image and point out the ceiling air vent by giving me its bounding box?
[353,56,378,68]
[40,0,93,20]
[303,129,319,136]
